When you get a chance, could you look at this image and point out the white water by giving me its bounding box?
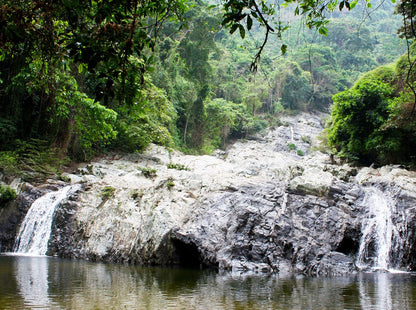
[359,273,393,310]
[13,185,80,255]
[356,187,403,271]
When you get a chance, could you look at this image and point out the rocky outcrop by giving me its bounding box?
[4,112,416,276]
[172,182,364,276]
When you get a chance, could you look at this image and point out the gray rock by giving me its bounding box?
[4,112,416,277]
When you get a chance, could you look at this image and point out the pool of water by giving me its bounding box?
[1,255,416,309]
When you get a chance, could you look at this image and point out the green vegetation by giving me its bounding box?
[101,186,115,199]
[0,139,69,181]
[288,143,297,151]
[167,163,190,171]
[0,185,17,206]
[138,167,157,178]
[328,52,416,165]
[165,177,175,190]
[130,190,144,201]
[167,180,175,190]
[0,0,413,176]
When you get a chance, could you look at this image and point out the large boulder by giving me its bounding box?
[289,167,334,196]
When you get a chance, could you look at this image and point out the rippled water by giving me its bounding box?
[1,255,416,309]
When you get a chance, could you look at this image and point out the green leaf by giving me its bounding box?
[239,24,246,39]
[78,63,83,73]
[247,15,253,31]
[345,1,351,9]
[281,44,287,54]
[350,0,357,9]
[147,55,154,64]
[221,15,233,26]
[230,23,238,34]
[318,26,328,36]
[367,2,371,8]
[294,6,300,15]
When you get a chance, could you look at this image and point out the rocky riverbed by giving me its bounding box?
[2,112,416,276]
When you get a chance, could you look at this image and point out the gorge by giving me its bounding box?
[1,113,416,276]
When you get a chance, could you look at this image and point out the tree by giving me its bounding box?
[396,0,416,116]
[328,65,398,164]
[0,0,187,159]
[272,61,312,111]
[0,0,409,164]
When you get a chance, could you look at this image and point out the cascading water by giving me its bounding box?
[13,185,81,255]
[356,186,404,271]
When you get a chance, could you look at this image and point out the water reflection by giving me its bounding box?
[15,256,54,308]
[1,255,416,309]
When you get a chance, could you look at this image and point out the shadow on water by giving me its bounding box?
[2,255,416,309]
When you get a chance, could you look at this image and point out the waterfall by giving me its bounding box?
[289,126,294,142]
[13,185,80,255]
[356,187,403,271]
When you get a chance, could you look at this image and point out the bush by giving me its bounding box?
[101,186,115,199]
[167,163,190,171]
[0,151,19,175]
[288,143,297,150]
[0,185,17,205]
[138,167,157,178]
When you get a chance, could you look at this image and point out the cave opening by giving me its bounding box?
[336,235,360,256]
[171,239,205,269]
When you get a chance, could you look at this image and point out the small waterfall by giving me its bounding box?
[356,187,403,271]
[14,185,80,255]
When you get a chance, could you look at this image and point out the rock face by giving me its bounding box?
[3,112,416,276]
[172,182,363,276]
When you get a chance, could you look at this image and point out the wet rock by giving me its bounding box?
[309,252,356,276]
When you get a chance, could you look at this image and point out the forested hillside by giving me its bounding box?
[0,0,412,181]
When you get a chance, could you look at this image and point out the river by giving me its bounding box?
[1,255,416,309]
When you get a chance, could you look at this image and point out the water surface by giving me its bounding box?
[1,255,416,309]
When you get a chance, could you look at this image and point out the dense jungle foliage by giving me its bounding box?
[327,0,416,166]
[0,0,414,180]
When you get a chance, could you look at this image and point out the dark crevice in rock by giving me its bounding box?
[171,238,206,269]
[336,235,360,256]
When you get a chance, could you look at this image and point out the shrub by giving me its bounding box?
[101,186,115,199]
[0,185,17,205]
[138,167,157,178]
[301,136,312,144]
[167,163,190,171]
[166,177,175,190]
[0,151,19,175]
[288,143,297,150]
